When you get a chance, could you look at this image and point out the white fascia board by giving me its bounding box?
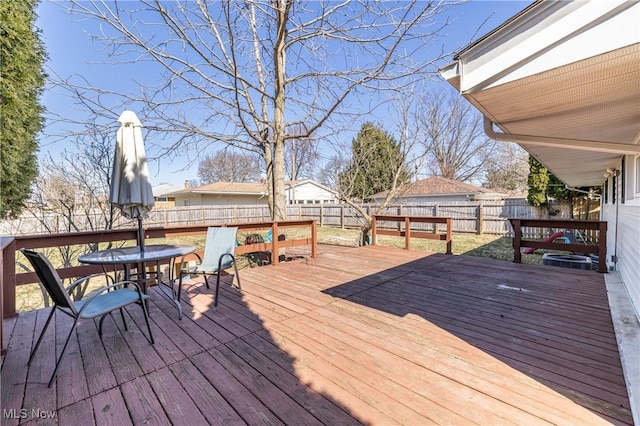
[457,0,637,93]
[438,62,461,90]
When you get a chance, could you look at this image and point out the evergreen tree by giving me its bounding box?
[339,122,410,200]
[527,156,549,207]
[0,0,46,219]
[527,155,592,208]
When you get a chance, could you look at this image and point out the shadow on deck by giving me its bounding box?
[2,244,633,425]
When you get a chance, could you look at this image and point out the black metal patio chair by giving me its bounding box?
[20,248,154,387]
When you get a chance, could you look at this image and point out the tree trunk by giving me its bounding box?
[270,0,289,222]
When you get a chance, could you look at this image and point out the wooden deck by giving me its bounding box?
[2,245,633,425]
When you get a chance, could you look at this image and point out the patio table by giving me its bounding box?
[79,244,195,316]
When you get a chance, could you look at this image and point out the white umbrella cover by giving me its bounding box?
[110,110,155,250]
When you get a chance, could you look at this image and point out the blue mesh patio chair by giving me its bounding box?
[177,226,241,319]
[20,249,154,387]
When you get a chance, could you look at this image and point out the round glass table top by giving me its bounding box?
[78,244,195,265]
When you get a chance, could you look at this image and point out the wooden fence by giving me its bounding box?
[1,200,598,238]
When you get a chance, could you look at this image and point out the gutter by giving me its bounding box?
[483,117,640,155]
[564,185,601,199]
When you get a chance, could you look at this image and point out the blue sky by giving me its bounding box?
[36,1,534,187]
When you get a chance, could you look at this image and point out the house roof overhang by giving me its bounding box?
[439,0,640,187]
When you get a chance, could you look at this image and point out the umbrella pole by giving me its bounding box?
[137,216,145,252]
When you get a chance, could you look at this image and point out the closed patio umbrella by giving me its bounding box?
[110,110,155,251]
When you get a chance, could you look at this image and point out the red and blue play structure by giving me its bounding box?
[522,229,575,254]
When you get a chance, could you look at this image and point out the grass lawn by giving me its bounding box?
[15,226,552,312]
[312,226,547,265]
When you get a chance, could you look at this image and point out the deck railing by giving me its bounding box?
[509,218,607,273]
[371,215,453,254]
[1,220,317,321]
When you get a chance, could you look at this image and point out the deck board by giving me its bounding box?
[2,244,634,425]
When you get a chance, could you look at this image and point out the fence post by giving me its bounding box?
[477,203,484,235]
[319,206,324,227]
[340,205,345,229]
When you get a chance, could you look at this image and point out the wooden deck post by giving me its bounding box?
[311,220,317,258]
[598,221,607,273]
[511,219,522,264]
[272,222,280,265]
[1,239,16,321]
[371,216,378,245]
[404,217,411,249]
[446,218,453,255]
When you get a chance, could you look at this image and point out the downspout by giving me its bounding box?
[612,170,621,271]
[484,117,631,270]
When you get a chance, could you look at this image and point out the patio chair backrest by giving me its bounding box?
[201,227,238,270]
[20,249,77,313]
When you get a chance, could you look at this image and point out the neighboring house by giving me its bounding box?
[370,176,507,203]
[285,179,339,205]
[152,183,182,207]
[166,179,337,206]
[440,0,639,419]
[167,182,269,206]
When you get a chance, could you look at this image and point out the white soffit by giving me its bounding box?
[457,0,639,93]
[475,43,640,144]
[524,145,623,187]
[439,0,640,187]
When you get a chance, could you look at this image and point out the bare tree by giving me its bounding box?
[14,133,119,307]
[417,88,496,182]
[24,129,117,238]
[198,150,263,184]
[50,0,458,221]
[285,124,320,182]
[317,153,347,190]
[484,143,529,191]
[327,96,424,244]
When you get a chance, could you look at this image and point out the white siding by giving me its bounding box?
[616,205,640,319]
[174,194,268,206]
[287,182,337,204]
[603,157,640,320]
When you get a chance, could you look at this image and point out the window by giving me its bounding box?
[156,197,168,202]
